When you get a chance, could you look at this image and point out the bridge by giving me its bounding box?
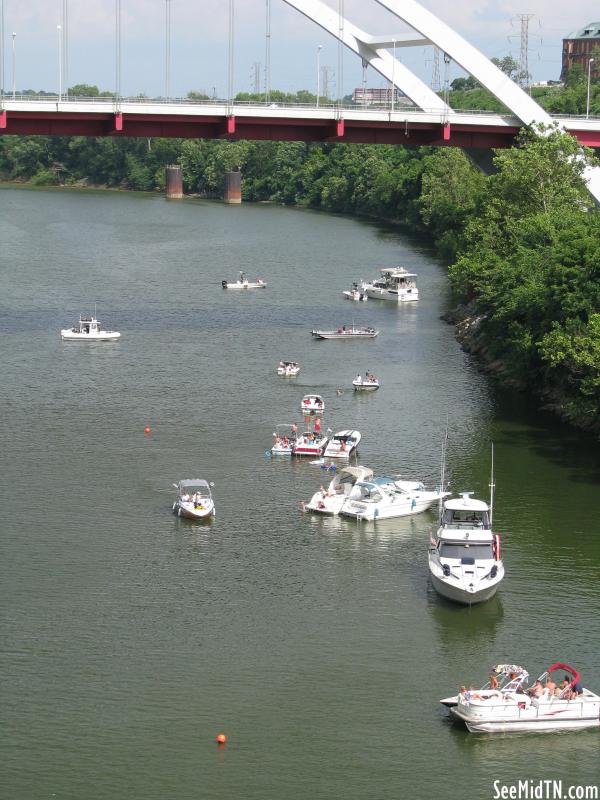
[1,0,599,199]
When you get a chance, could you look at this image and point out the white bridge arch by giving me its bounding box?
[281,0,600,202]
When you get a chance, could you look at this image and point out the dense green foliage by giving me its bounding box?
[1,79,599,430]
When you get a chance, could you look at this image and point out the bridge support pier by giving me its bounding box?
[165,165,183,199]
[224,169,242,204]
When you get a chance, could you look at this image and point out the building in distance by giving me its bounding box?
[561,22,600,80]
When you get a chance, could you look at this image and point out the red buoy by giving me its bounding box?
[215,733,227,745]
[144,426,151,434]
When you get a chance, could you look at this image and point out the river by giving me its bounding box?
[1,186,599,800]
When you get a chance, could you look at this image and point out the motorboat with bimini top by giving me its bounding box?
[342,282,368,302]
[444,662,600,733]
[271,424,298,455]
[323,429,361,459]
[301,394,325,414]
[352,373,379,391]
[311,325,378,340]
[277,361,300,376]
[340,476,449,521]
[172,479,215,520]
[360,267,419,302]
[222,271,266,289]
[303,465,373,515]
[428,491,504,605]
[60,314,120,341]
[293,426,331,457]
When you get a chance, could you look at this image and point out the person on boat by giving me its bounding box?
[545,676,557,695]
[355,374,361,383]
[340,439,347,452]
[528,680,544,698]
[489,673,499,690]
[314,418,321,433]
[291,423,298,434]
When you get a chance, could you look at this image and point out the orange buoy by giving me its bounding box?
[215,733,227,745]
[144,426,151,434]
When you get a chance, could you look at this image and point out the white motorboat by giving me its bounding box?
[342,283,368,302]
[352,373,379,391]
[311,325,378,340]
[340,476,449,521]
[300,394,325,414]
[222,271,266,289]
[428,492,504,605]
[172,479,215,520]
[323,429,361,459]
[445,663,600,733]
[440,664,529,708]
[303,465,373,515]
[60,315,120,341]
[277,360,300,376]
[271,424,298,455]
[361,267,419,302]
[293,426,331,457]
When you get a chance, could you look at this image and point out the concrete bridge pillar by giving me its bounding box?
[165,165,183,199]
[224,169,242,204]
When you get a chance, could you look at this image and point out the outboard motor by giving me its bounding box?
[221,279,228,289]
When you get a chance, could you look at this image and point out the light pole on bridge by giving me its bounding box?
[57,25,63,101]
[316,44,322,107]
[391,39,396,114]
[11,31,16,100]
[586,58,595,120]
[165,0,172,99]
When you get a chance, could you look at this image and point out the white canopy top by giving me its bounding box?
[444,493,489,512]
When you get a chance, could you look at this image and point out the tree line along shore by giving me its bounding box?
[1,78,599,434]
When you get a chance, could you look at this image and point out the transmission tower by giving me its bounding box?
[516,13,534,89]
[431,47,441,92]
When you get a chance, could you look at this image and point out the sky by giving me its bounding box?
[1,0,598,98]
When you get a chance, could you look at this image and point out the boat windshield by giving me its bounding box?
[442,509,489,528]
[440,543,493,560]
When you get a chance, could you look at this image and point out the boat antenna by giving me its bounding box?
[438,419,449,522]
[489,442,495,527]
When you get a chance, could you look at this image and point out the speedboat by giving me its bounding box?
[311,325,378,340]
[60,315,120,341]
[340,476,449,521]
[323,429,361,459]
[352,374,379,391]
[300,394,325,414]
[440,664,529,708]
[222,271,266,289]
[271,424,298,455]
[293,426,331,457]
[428,492,504,605]
[172,479,215,520]
[303,465,373,515]
[361,267,419,302]
[444,662,600,733]
[342,283,368,302]
[277,361,300,376]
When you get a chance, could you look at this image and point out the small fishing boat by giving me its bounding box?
[222,271,266,289]
[352,374,379,391]
[323,429,361,459]
[60,314,120,342]
[271,424,298,455]
[277,360,300,376]
[340,477,448,521]
[293,426,331,457]
[300,394,325,414]
[444,663,600,733]
[311,325,378,340]
[172,479,215,520]
[303,465,373,515]
[342,282,368,302]
[361,267,419,303]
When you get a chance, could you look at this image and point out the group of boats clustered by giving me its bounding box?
[60,264,600,736]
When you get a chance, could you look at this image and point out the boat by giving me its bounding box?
[222,271,266,289]
[303,465,373,515]
[60,314,120,341]
[360,267,419,302]
[444,662,600,733]
[172,479,215,520]
[340,476,449,521]
[277,360,300,376]
[311,325,378,340]
[293,426,331,457]
[300,394,325,414]
[342,282,368,302]
[440,664,529,708]
[427,491,504,605]
[271,424,298,455]
[352,373,379,391]
[323,429,361,459]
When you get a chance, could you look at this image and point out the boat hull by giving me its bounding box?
[341,495,439,521]
[311,329,378,339]
[450,705,600,734]
[429,571,500,605]
[223,281,266,289]
[61,330,121,341]
[352,382,379,391]
[173,501,215,520]
[364,287,419,303]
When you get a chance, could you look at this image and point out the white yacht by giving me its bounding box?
[172,479,215,520]
[323,429,361,459]
[361,267,419,303]
[340,476,448,521]
[303,465,374,515]
[428,492,504,605]
[60,315,120,341]
[444,663,600,733]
